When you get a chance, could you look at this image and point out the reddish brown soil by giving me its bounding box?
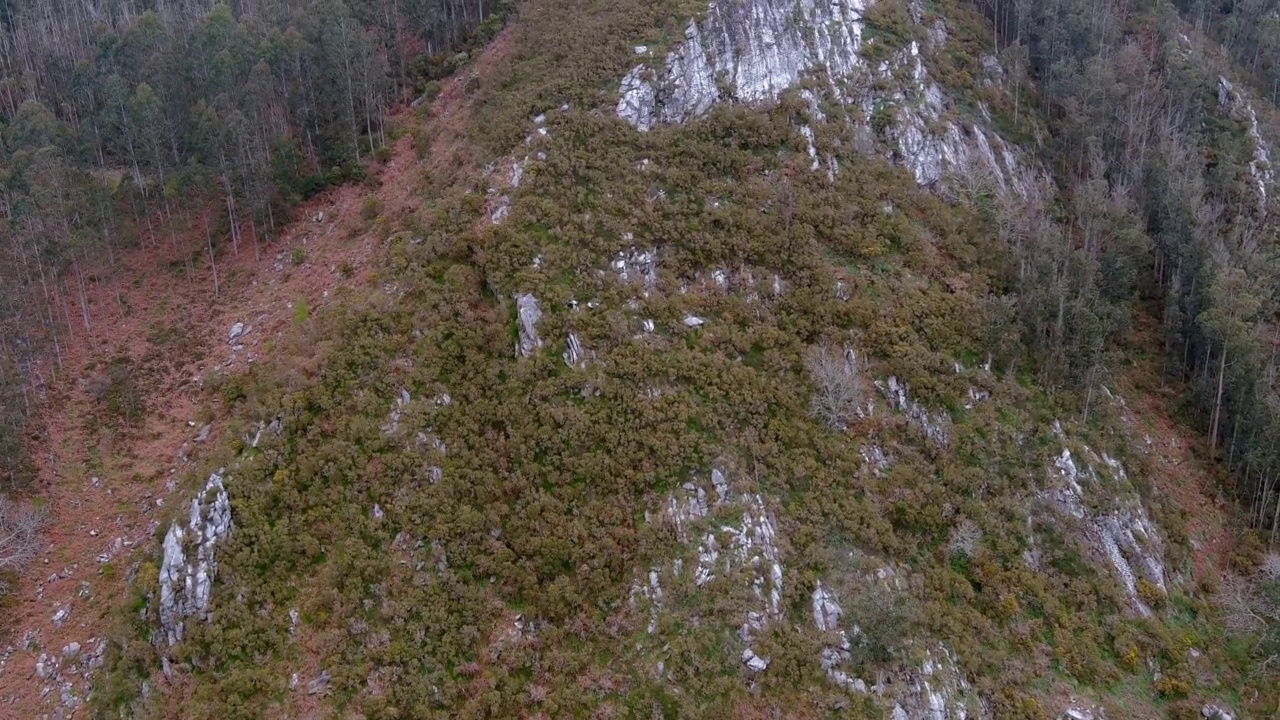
[1114,313,1235,586]
[0,139,403,718]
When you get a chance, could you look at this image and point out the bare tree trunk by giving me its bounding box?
[74,259,92,342]
[1209,345,1227,456]
[204,211,220,298]
[1271,491,1280,547]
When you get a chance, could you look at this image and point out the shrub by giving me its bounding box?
[85,357,145,424]
[1137,578,1166,609]
[293,299,309,325]
[871,104,896,137]
[1153,673,1192,698]
[361,196,383,221]
[846,582,918,668]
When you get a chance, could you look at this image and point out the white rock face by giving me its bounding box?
[617,0,870,129]
[159,470,232,646]
[1218,76,1275,206]
[616,0,1037,190]
[515,293,543,357]
[1044,439,1167,615]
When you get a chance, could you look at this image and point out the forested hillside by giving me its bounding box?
[0,0,505,486]
[970,0,1280,556]
[1,0,1279,718]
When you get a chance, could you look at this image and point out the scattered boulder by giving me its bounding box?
[515,294,543,357]
[1202,703,1235,720]
[563,333,590,369]
[308,669,331,695]
[741,648,769,672]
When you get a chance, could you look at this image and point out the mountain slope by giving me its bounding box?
[2,0,1276,718]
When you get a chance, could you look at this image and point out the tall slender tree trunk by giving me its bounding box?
[204,211,220,298]
[1209,345,1227,456]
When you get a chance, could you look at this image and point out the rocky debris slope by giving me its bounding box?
[17,635,108,718]
[1217,76,1275,206]
[811,572,986,719]
[1038,424,1167,616]
[616,0,1039,192]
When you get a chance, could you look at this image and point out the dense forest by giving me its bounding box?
[0,0,505,486]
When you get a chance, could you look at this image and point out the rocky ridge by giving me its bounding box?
[615,0,1038,193]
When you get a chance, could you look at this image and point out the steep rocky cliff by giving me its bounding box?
[616,0,1037,193]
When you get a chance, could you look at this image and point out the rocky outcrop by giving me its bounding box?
[158,470,232,646]
[612,246,659,295]
[515,293,543,357]
[810,571,986,718]
[1042,431,1167,616]
[893,645,983,720]
[487,113,553,224]
[383,388,413,436]
[615,0,1038,192]
[877,376,951,446]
